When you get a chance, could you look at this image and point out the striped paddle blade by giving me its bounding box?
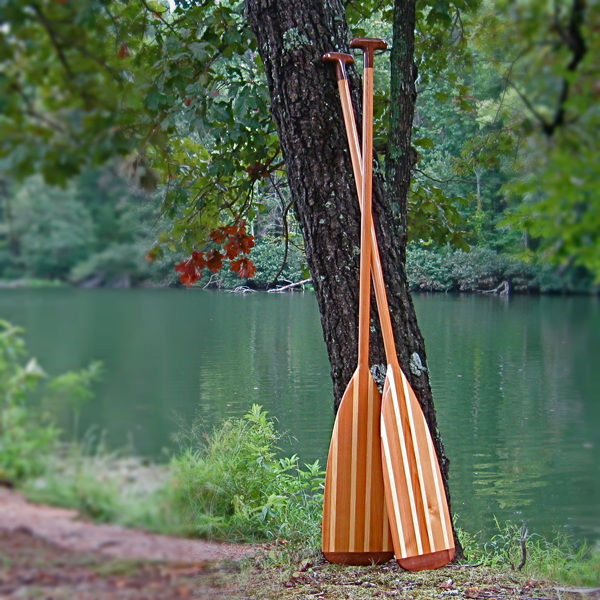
[380,363,455,570]
[322,366,394,565]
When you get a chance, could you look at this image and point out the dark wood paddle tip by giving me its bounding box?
[397,547,456,571]
[323,551,395,566]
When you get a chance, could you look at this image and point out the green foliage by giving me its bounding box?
[25,440,180,534]
[0,321,101,483]
[0,170,180,286]
[0,0,277,255]
[484,520,600,587]
[171,404,324,549]
[1,0,598,281]
[249,237,305,285]
[502,144,600,280]
[4,177,96,280]
[405,245,577,293]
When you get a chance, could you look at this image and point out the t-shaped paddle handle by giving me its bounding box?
[322,51,354,81]
[349,37,388,67]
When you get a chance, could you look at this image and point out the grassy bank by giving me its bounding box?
[1,320,599,592]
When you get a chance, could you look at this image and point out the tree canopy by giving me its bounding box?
[0,0,598,279]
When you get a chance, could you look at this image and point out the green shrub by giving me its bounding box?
[0,321,101,484]
[406,245,572,293]
[250,237,305,285]
[171,404,324,550]
[406,246,455,292]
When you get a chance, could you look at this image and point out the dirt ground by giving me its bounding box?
[1,488,598,600]
[0,487,250,599]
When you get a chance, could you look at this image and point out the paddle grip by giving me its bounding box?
[349,37,387,68]
[322,52,354,81]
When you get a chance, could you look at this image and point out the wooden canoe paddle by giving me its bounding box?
[324,41,456,571]
[321,41,394,567]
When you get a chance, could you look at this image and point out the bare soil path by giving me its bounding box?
[0,488,252,599]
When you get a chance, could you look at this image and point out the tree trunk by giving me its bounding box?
[245,0,462,558]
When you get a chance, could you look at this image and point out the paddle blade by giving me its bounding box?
[322,367,394,565]
[380,363,455,570]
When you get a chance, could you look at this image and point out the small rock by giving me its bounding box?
[439,578,454,589]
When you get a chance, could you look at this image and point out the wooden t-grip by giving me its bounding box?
[349,37,387,68]
[322,52,354,81]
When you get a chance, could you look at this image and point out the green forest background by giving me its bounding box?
[0,0,598,294]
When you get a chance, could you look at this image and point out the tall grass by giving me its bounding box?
[478,520,600,586]
[23,430,181,534]
[171,404,324,554]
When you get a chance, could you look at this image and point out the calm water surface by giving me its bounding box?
[1,289,598,546]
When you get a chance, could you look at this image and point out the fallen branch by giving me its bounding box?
[555,586,600,595]
[267,278,312,293]
[203,274,223,289]
[517,527,528,571]
[450,561,484,569]
[226,286,257,294]
[482,280,510,296]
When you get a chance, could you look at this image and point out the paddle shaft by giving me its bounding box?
[356,52,374,371]
[322,51,396,361]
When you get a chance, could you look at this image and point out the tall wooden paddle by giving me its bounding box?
[321,42,394,566]
[325,41,456,570]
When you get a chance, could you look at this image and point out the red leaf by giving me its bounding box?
[224,224,255,258]
[184,99,192,107]
[221,224,238,236]
[175,260,200,287]
[210,229,227,244]
[118,44,130,59]
[190,251,205,269]
[205,249,223,273]
[224,240,241,260]
[230,257,256,279]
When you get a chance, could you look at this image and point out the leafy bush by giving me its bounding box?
[0,321,101,483]
[250,237,305,285]
[406,245,569,293]
[171,404,324,550]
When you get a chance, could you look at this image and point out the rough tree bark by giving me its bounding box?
[245,0,462,558]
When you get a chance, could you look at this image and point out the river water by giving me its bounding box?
[1,289,598,546]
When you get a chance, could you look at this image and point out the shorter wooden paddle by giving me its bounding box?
[325,41,455,571]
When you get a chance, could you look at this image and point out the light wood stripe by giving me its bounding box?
[425,426,451,549]
[349,382,359,552]
[364,377,374,551]
[400,370,435,552]
[328,426,338,551]
[388,368,423,555]
[382,497,392,552]
[381,418,406,558]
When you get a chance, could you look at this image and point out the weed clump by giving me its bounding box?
[171,404,324,551]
